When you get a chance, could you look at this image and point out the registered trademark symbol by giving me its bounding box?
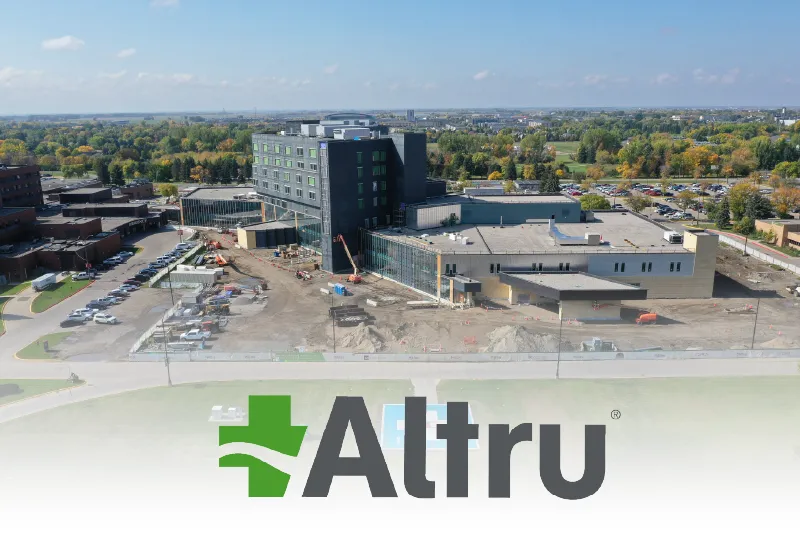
[610,410,621,420]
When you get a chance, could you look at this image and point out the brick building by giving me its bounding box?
[0,164,44,207]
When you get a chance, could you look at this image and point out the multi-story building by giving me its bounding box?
[251,128,428,272]
[0,164,44,208]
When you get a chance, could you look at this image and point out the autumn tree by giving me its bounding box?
[217,138,235,152]
[727,182,759,220]
[676,190,698,212]
[585,164,606,183]
[522,164,535,180]
[772,186,800,218]
[503,180,515,193]
[190,165,211,183]
[487,170,503,181]
[158,183,179,197]
[626,194,652,213]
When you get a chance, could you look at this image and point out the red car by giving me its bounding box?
[569,190,582,196]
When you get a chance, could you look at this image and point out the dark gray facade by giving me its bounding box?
[252,132,427,273]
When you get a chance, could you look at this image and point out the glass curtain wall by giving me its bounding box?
[361,230,437,297]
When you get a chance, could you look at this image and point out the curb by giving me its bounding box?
[30,279,95,315]
[0,297,9,337]
[0,381,86,408]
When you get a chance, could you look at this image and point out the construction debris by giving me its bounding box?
[485,325,559,353]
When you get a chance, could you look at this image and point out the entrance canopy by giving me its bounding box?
[498,272,647,301]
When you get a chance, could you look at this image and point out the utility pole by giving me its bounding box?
[750,297,761,350]
[556,313,564,379]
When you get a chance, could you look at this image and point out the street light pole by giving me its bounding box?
[556,312,564,379]
[750,297,761,350]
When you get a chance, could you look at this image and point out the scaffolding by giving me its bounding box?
[360,229,438,297]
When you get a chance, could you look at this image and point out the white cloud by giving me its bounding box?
[322,64,339,75]
[693,67,740,85]
[116,48,136,59]
[98,70,127,80]
[654,72,678,85]
[720,67,740,84]
[137,72,195,84]
[583,74,608,86]
[150,0,179,7]
[473,70,490,81]
[0,67,45,88]
[41,35,85,51]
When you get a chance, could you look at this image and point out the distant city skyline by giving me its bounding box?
[1,0,799,114]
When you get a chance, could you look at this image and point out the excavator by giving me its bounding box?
[334,234,362,283]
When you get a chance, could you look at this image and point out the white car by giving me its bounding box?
[72,308,98,318]
[71,272,93,281]
[180,329,211,341]
[93,313,118,324]
[119,284,138,292]
[68,311,92,321]
[118,251,134,258]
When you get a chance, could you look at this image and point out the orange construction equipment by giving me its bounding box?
[215,254,228,266]
[636,313,657,325]
[334,234,362,283]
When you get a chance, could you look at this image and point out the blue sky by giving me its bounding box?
[1,0,798,114]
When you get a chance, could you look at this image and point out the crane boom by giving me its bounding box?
[335,234,358,275]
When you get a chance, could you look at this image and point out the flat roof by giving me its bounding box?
[499,272,648,301]
[419,193,577,207]
[101,217,143,232]
[63,203,146,209]
[183,187,255,200]
[36,216,99,225]
[371,212,696,255]
[59,187,111,194]
[241,220,295,231]
[0,207,33,217]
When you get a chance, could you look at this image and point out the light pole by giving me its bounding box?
[556,312,564,379]
[750,298,761,350]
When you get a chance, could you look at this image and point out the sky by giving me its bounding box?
[1,0,799,114]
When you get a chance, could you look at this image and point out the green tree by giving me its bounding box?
[727,182,758,220]
[158,183,179,197]
[579,194,611,210]
[626,194,652,213]
[93,157,110,185]
[109,163,125,186]
[715,196,731,229]
[504,156,518,181]
[744,193,773,220]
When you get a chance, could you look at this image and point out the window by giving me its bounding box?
[490,264,494,274]
[559,262,564,271]
[373,197,378,207]
[310,163,318,171]
[372,181,378,192]
[297,161,304,169]
[621,263,625,273]
[380,196,387,206]
[358,198,364,209]
[285,146,291,155]
[614,263,619,272]
[357,167,364,178]
[372,150,380,162]
[274,184,280,192]
[273,170,279,178]
[308,176,316,187]
[357,152,363,164]
[648,262,652,272]
[380,151,386,162]
[364,218,370,228]
[263,144,268,152]
[496,263,501,273]
[263,168,268,176]
[372,216,377,227]
[285,160,292,168]
[297,174,303,184]
[275,145,281,153]
[531,263,537,272]
[309,191,316,200]
[373,166,381,176]
[284,185,291,194]
[358,183,364,194]
[296,147,304,157]
[283,172,290,181]
[385,214,391,225]
[539,263,543,271]
[296,188,303,198]
[309,148,317,158]
[381,165,387,175]
[253,156,260,164]
[670,262,675,272]
[676,262,681,272]
[445,264,451,275]
[565,263,570,271]
[380,181,386,191]
[642,262,647,273]
[275,158,281,166]
[253,142,258,152]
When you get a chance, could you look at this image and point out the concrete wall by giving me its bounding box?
[237,227,256,250]
[460,200,580,225]
[560,300,621,321]
[755,219,800,248]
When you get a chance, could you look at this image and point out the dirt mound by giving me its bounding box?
[760,337,799,349]
[338,323,395,353]
[486,325,559,353]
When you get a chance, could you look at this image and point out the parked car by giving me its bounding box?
[67,311,93,322]
[86,300,110,310]
[118,251,134,258]
[102,258,120,267]
[60,317,85,328]
[93,313,119,325]
[71,272,94,281]
[123,279,142,286]
[133,274,150,283]
[72,307,98,317]
[108,289,130,298]
[119,284,138,292]
[149,261,167,269]
[180,329,212,341]
[139,269,157,277]
[97,296,120,305]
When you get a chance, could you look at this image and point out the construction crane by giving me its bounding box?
[334,234,362,283]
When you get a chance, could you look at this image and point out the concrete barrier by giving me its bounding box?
[320,288,330,295]
[366,299,378,307]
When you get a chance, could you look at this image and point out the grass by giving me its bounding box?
[0,297,9,335]
[0,282,31,296]
[30,279,91,313]
[549,141,580,152]
[120,245,143,255]
[758,241,800,257]
[16,332,74,360]
[0,379,84,406]
[426,142,439,153]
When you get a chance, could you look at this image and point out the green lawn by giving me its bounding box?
[0,282,30,296]
[550,141,580,153]
[426,142,439,153]
[0,379,84,406]
[16,332,74,360]
[30,279,91,313]
[0,297,9,336]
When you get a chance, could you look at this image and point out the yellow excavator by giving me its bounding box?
[334,234,362,283]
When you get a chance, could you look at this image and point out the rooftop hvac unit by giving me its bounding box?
[664,231,683,244]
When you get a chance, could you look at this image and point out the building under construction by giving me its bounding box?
[179,187,264,228]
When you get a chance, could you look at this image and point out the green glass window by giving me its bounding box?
[263,144,269,152]
[253,156,259,164]
[380,196,387,206]
[309,148,317,158]
[372,150,380,162]
[357,167,363,178]
[308,177,316,186]
[380,181,386,191]
[381,165,386,175]
[275,145,281,153]
[372,166,380,176]
[358,198,364,209]
[357,152,363,164]
[285,146,292,155]
[284,172,290,181]
[380,151,386,162]
[357,182,364,194]
[285,159,292,168]
[253,142,259,152]
[275,158,281,166]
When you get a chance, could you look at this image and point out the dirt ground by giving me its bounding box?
[201,232,800,354]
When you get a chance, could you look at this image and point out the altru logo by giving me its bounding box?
[219,395,606,499]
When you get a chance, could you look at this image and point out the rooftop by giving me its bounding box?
[36,216,99,226]
[371,212,695,255]
[101,217,143,232]
[419,193,577,207]
[183,187,256,200]
[0,207,33,217]
[59,187,111,195]
[63,202,147,209]
[240,220,295,231]
[499,272,648,301]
